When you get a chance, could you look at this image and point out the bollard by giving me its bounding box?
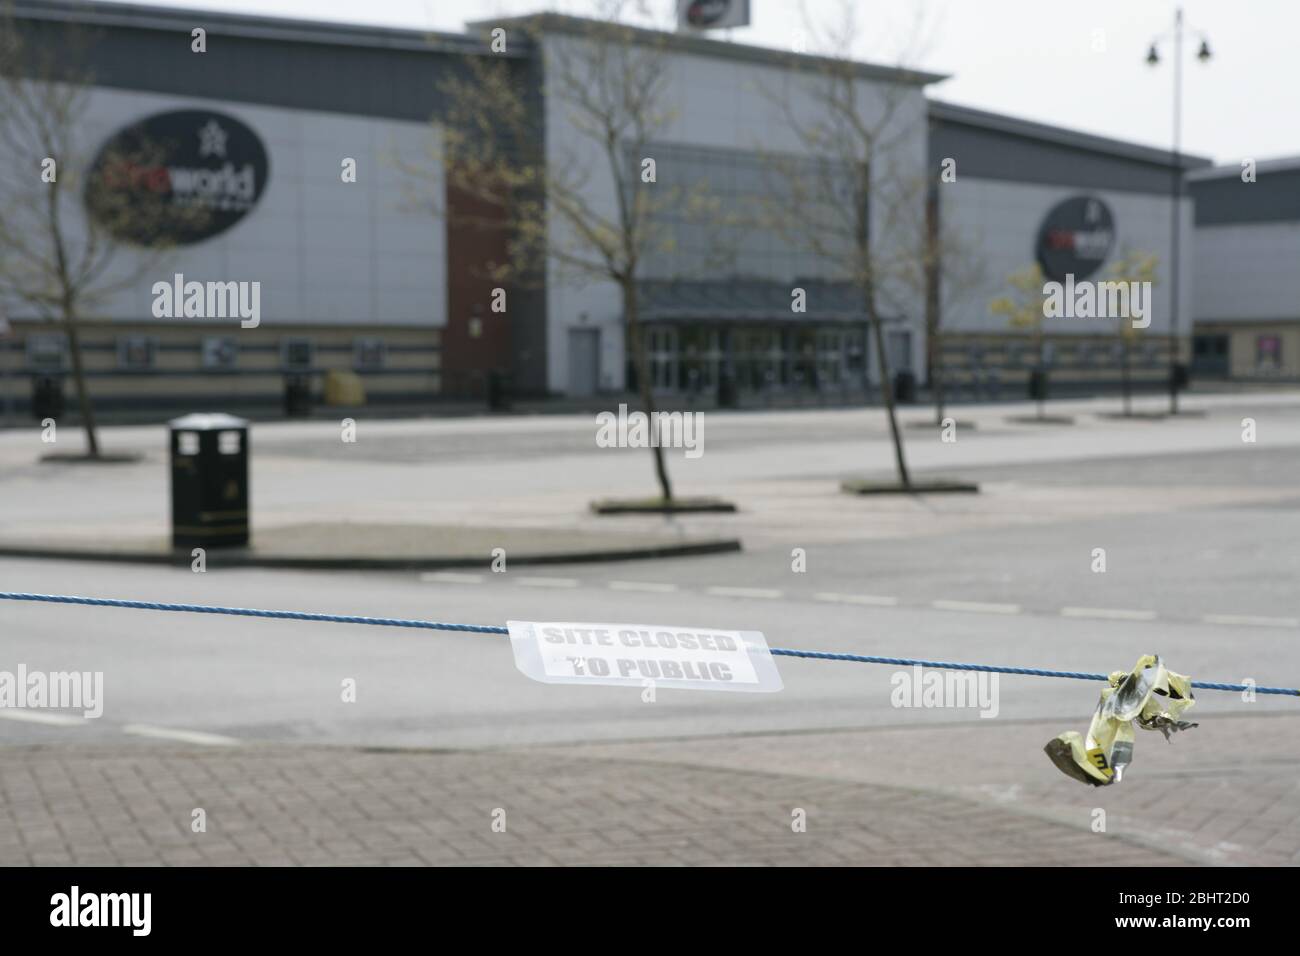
[31,375,64,421]
[284,375,313,417]
[893,370,917,404]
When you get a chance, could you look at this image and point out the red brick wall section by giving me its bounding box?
[443,181,513,397]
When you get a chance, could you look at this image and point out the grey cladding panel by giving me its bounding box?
[930,119,1184,196]
[18,18,511,123]
[1191,170,1300,225]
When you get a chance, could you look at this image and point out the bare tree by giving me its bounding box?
[428,5,722,504]
[752,2,942,488]
[0,5,198,457]
[1106,248,1159,417]
[882,172,986,426]
[988,263,1048,420]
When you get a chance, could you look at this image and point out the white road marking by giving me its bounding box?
[419,572,484,585]
[706,586,783,599]
[932,599,1021,615]
[607,581,679,593]
[813,592,899,607]
[1061,606,1157,621]
[516,576,581,588]
[0,710,86,726]
[122,724,240,746]
[1202,613,1299,629]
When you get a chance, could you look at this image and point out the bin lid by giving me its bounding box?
[168,413,249,431]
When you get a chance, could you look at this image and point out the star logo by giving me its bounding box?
[197,118,228,158]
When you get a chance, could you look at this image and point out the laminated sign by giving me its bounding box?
[507,621,783,693]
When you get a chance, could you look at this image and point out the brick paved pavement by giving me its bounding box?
[0,740,1205,866]
[562,712,1300,866]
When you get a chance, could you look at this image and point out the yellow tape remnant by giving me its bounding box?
[1045,654,1198,786]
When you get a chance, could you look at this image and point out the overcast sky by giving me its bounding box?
[88,0,1297,166]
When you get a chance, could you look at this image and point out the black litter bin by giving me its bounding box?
[31,375,64,420]
[169,413,250,550]
[893,370,917,404]
[487,370,511,411]
[1171,362,1190,391]
[284,375,312,417]
[1028,368,1049,401]
[717,371,737,409]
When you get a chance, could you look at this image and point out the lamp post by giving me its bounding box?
[1147,7,1211,415]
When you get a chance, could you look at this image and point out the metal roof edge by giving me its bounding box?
[1187,155,1300,181]
[467,12,948,86]
[12,0,516,57]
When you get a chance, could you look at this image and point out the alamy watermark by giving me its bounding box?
[151,272,260,328]
[890,665,999,718]
[50,886,150,936]
[0,665,103,718]
[596,404,704,459]
[1043,273,1150,329]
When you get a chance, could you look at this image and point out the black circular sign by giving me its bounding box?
[85,109,269,246]
[1035,196,1115,282]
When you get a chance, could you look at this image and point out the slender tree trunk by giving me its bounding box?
[857,157,910,488]
[931,334,946,426]
[1121,340,1132,416]
[1035,327,1046,421]
[62,306,100,458]
[867,299,911,488]
[925,191,944,426]
[623,280,673,502]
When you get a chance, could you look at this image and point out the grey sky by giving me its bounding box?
[88,0,1295,166]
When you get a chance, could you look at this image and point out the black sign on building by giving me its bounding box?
[1035,195,1115,281]
[85,109,270,246]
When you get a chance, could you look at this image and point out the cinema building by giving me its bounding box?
[0,1,1216,417]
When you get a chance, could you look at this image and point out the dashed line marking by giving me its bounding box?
[1202,613,1299,629]
[932,599,1021,615]
[0,710,86,726]
[706,586,783,599]
[1061,606,1157,621]
[122,724,240,746]
[418,574,1281,629]
[813,592,899,607]
[419,572,484,585]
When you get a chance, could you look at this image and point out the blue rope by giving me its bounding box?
[0,592,506,635]
[2,591,1297,697]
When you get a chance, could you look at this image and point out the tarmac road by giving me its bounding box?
[3,398,1299,748]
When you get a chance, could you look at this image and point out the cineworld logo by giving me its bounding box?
[85,109,269,246]
[1035,196,1115,282]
